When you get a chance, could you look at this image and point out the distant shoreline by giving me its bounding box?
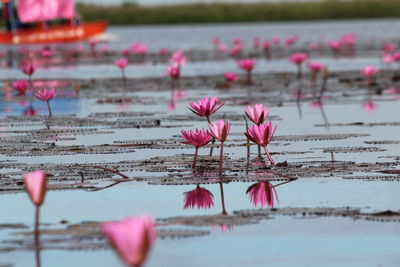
[78,0,400,25]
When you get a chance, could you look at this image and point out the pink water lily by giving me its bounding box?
[166,65,180,80]
[224,72,237,83]
[34,88,57,117]
[181,129,212,168]
[189,96,224,122]
[238,58,255,84]
[382,43,396,53]
[307,61,324,74]
[115,58,128,69]
[289,53,308,65]
[13,80,29,95]
[285,35,298,46]
[362,65,378,78]
[245,104,270,125]
[328,40,342,52]
[184,185,214,209]
[23,170,47,207]
[247,181,278,208]
[101,215,156,267]
[245,122,277,165]
[21,61,36,77]
[170,50,187,66]
[208,120,231,176]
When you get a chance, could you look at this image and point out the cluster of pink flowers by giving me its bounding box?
[327,33,356,54]
[131,42,148,55]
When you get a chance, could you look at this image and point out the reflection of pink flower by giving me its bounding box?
[363,99,376,113]
[214,224,233,233]
[307,61,324,73]
[208,120,231,143]
[189,96,224,118]
[24,105,37,116]
[224,72,237,82]
[184,185,214,209]
[101,215,156,267]
[114,58,128,69]
[181,129,212,147]
[310,100,322,109]
[13,80,29,95]
[245,104,269,125]
[173,90,185,101]
[166,65,180,80]
[246,181,278,208]
[362,65,378,78]
[289,53,307,65]
[23,170,47,206]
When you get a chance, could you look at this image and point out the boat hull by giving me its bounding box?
[0,21,107,44]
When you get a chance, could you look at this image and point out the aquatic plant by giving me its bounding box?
[244,122,277,165]
[246,181,278,208]
[166,65,180,80]
[170,50,187,67]
[34,88,57,117]
[289,53,307,79]
[181,129,212,168]
[224,72,237,83]
[101,215,156,267]
[208,120,231,176]
[189,96,224,123]
[237,58,256,84]
[307,61,325,97]
[114,58,129,81]
[245,104,270,125]
[183,185,214,209]
[13,80,29,96]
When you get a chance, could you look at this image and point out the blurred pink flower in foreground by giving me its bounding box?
[224,72,237,83]
[245,104,269,125]
[362,65,378,78]
[166,65,180,80]
[101,215,156,267]
[247,181,278,208]
[182,129,212,168]
[114,58,128,69]
[13,80,29,95]
[245,122,277,165]
[189,96,224,122]
[289,53,308,65]
[21,61,36,76]
[184,185,214,209]
[23,170,47,206]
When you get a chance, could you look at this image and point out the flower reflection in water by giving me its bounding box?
[247,181,278,208]
[183,185,214,209]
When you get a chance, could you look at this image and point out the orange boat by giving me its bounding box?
[0,0,107,44]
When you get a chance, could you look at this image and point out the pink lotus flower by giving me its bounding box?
[208,120,231,176]
[34,88,57,117]
[289,53,308,65]
[307,61,324,73]
[101,215,156,267]
[13,80,29,95]
[166,65,180,80]
[285,35,298,46]
[101,44,109,53]
[21,61,36,76]
[40,47,53,57]
[238,58,256,84]
[245,104,269,125]
[224,72,237,83]
[115,58,128,69]
[184,185,214,209]
[229,44,242,57]
[246,181,278,208]
[328,40,342,52]
[189,96,224,122]
[23,170,47,206]
[217,44,227,53]
[182,129,212,168]
[362,65,378,78]
[245,122,277,165]
[131,43,147,55]
[122,49,130,57]
[383,54,394,64]
[392,52,400,62]
[208,120,231,143]
[232,37,242,45]
[340,33,356,46]
[170,50,187,66]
